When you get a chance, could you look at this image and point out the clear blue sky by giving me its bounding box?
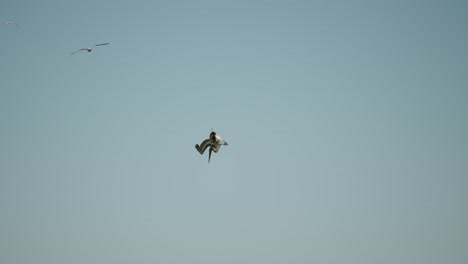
[1,1,467,263]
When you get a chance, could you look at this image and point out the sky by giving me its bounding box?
[1,0,467,263]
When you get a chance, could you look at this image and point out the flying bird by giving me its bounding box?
[3,21,19,27]
[70,43,110,55]
[195,131,228,163]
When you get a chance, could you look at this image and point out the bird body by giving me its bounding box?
[195,131,228,163]
[70,43,110,55]
[3,21,19,27]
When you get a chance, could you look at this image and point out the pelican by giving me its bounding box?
[70,43,110,55]
[195,131,228,163]
[3,21,19,27]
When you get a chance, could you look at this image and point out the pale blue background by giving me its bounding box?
[1,1,467,263]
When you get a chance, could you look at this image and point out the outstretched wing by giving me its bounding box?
[70,48,87,55]
[94,43,110,47]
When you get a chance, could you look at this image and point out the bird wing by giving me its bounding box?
[94,43,110,47]
[70,48,86,55]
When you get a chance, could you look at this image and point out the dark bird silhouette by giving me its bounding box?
[70,43,110,55]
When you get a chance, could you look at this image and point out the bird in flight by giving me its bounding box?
[70,43,110,55]
[3,21,19,27]
[195,130,229,163]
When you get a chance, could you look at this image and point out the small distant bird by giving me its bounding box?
[70,43,110,55]
[3,21,19,27]
[195,130,228,163]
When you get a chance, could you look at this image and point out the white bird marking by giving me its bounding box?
[70,43,110,55]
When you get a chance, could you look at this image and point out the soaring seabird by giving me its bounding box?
[195,131,228,163]
[70,43,110,55]
[3,21,19,27]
